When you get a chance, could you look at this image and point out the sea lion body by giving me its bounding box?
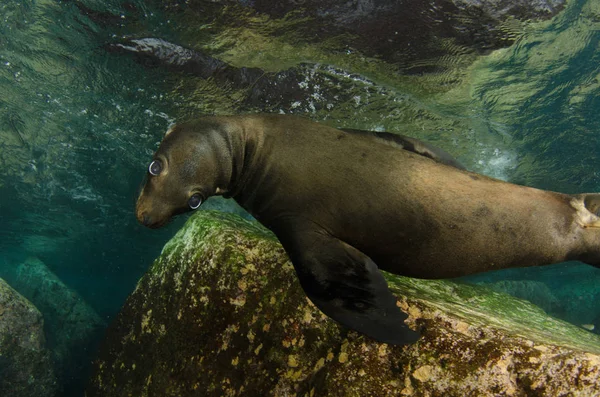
[228,116,590,278]
[136,114,600,344]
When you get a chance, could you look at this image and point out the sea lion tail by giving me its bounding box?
[572,193,600,228]
[570,193,600,267]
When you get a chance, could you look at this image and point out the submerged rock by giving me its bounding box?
[11,257,105,392]
[87,211,600,396]
[0,278,58,397]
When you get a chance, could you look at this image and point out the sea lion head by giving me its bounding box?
[136,122,233,228]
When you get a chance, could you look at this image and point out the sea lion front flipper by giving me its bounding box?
[276,223,420,345]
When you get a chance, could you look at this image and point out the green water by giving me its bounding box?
[0,0,599,395]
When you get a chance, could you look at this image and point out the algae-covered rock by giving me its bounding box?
[87,211,600,396]
[0,278,58,397]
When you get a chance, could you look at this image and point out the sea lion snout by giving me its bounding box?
[135,188,182,229]
[135,196,165,229]
[135,205,156,228]
[137,210,151,226]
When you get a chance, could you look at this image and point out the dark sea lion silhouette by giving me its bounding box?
[136,114,600,345]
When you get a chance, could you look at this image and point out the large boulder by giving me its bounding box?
[10,257,105,392]
[0,278,58,397]
[87,211,600,396]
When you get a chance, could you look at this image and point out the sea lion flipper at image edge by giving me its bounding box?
[275,221,420,345]
[340,128,466,170]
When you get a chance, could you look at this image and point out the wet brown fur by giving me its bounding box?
[137,114,600,279]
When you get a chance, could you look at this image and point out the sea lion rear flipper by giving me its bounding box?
[277,223,420,345]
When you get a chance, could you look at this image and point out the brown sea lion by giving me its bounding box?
[135,114,600,344]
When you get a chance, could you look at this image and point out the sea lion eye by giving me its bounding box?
[188,194,202,210]
[148,160,162,176]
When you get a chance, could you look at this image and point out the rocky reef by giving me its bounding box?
[1,257,106,396]
[87,210,600,396]
[11,257,105,366]
[0,278,58,397]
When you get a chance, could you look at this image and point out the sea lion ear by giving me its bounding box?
[278,224,420,345]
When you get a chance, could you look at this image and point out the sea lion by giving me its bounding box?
[135,114,600,345]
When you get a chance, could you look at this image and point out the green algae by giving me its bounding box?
[151,211,275,275]
[385,274,600,355]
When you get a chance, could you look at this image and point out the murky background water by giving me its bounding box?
[0,0,599,395]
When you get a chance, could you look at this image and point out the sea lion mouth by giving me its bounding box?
[137,204,193,229]
[136,207,172,229]
[144,218,170,229]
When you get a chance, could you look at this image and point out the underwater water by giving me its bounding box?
[0,0,599,395]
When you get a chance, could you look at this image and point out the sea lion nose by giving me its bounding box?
[136,209,152,226]
[142,213,152,226]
